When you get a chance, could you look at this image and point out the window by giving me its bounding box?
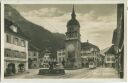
[21,52,26,58]
[22,52,26,56]
[17,38,21,46]
[11,50,15,57]
[59,53,61,56]
[62,52,65,55]
[63,58,65,61]
[44,57,46,60]
[112,57,115,61]
[59,57,61,62]
[34,52,36,56]
[21,40,25,47]
[33,58,37,61]
[5,49,11,57]
[46,61,48,63]
[14,37,19,45]
[6,34,11,43]
[107,57,110,61]
[13,51,19,58]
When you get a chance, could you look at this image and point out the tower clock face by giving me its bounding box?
[67,44,75,52]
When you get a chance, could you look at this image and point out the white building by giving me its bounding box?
[28,43,40,69]
[4,19,29,75]
[104,45,116,68]
[104,54,115,67]
[57,49,66,65]
[56,41,101,68]
[81,41,100,68]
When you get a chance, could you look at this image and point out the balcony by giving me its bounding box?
[5,54,26,59]
[5,49,26,59]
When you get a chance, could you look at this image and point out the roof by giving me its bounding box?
[112,4,124,49]
[81,42,100,51]
[105,45,117,54]
[67,19,80,27]
[4,19,29,40]
[112,29,118,45]
[67,6,80,27]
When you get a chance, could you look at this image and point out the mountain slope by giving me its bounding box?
[100,47,110,56]
[5,5,66,58]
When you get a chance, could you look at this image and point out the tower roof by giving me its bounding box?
[67,5,80,27]
[71,5,76,19]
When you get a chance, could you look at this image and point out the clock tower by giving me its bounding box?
[65,5,82,69]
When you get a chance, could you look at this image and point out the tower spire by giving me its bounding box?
[71,5,76,19]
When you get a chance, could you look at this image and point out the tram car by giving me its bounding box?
[89,62,96,69]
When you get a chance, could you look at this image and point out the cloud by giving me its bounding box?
[21,7,64,18]
[15,5,116,50]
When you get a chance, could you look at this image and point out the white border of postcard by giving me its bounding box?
[1,0,127,83]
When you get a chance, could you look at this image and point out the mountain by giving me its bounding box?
[100,47,110,56]
[5,5,66,58]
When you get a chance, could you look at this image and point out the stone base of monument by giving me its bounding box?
[65,67,82,70]
[65,65,82,70]
[38,68,65,75]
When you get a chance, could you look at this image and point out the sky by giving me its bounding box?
[11,4,117,50]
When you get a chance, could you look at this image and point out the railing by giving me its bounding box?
[5,49,26,59]
[5,54,26,59]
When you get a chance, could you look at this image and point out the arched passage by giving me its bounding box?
[7,63,16,74]
[18,63,25,72]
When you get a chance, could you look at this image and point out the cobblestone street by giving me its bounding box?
[5,67,119,79]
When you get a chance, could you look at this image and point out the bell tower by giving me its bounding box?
[65,5,82,69]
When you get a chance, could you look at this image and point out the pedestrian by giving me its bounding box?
[62,59,65,67]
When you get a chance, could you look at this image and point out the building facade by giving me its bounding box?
[4,19,28,75]
[104,53,115,68]
[65,6,82,69]
[28,43,40,69]
[81,42,100,68]
[57,41,101,68]
[104,45,117,68]
[112,4,124,78]
[57,49,66,67]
